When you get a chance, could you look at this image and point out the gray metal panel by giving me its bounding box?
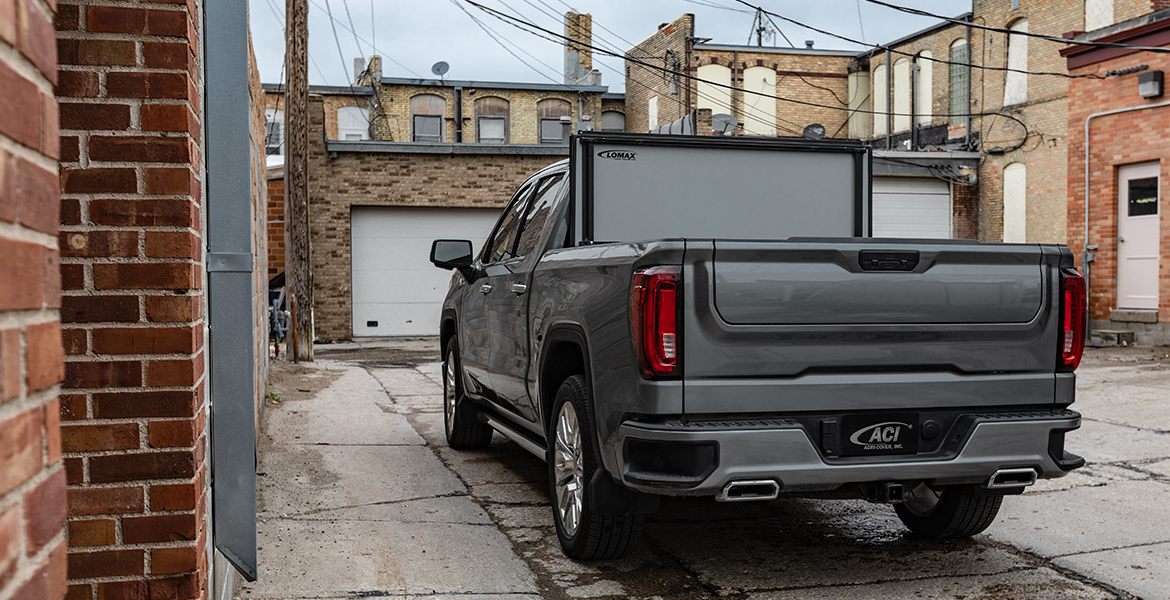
[587,143,857,242]
[711,242,1043,325]
[205,0,257,581]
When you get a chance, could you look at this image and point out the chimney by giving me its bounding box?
[564,12,599,85]
[354,57,365,83]
[369,55,382,80]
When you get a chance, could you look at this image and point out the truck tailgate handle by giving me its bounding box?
[859,250,920,271]
[480,284,493,294]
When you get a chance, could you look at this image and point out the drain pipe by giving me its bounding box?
[1082,99,1170,331]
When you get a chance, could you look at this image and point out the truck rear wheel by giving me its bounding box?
[548,375,644,560]
[443,340,493,449]
[894,483,1003,539]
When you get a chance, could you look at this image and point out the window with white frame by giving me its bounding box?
[474,96,509,144]
[537,98,571,144]
[410,94,446,142]
[264,108,283,156]
[893,58,911,132]
[873,64,888,137]
[1003,162,1027,242]
[337,106,370,141]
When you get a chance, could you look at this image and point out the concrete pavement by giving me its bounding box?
[238,342,1169,600]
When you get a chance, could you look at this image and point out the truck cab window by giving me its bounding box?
[485,184,533,264]
[515,173,566,257]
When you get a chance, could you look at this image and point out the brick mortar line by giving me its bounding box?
[60,0,190,11]
[0,133,60,173]
[0,221,58,247]
[0,384,61,421]
[59,225,202,234]
[58,291,202,298]
[54,61,196,74]
[59,256,202,264]
[0,40,55,96]
[60,194,202,202]
[0,310,62,330]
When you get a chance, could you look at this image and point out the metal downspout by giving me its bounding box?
[732,51,739,131]
[885,47,893,149]
[1081,99,1170,327]
[454,86,463,143]
[911,54,918,150]
[965,22,972,146]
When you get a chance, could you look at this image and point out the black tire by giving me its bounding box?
[548,375,644,560]
[443,339,493,449]
[894,483,1004,539]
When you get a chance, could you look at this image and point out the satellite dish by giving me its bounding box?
[431,61,449,78]
[802,123,826,140]
[712,113,737,135]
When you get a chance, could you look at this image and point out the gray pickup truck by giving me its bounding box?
[430,132,1087,560]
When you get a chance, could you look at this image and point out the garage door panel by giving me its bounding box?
[872,177,952,239]
[353,303,443,337]
[351,207,500,337]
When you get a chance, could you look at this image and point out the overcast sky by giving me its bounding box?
[249,0,971,93]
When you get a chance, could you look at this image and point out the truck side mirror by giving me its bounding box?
[430,239,474,271]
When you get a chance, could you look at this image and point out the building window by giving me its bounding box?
[474,96,509,144]
[337,106,369,141]
[893,58,911,132]
[538,98,571,144]
[949,39,969,126]
[873,64,888,137]
[410,94,445,142]
[743,66,776,136]
[648,96,659,131]
[916,51,932,126]
[264,108,283,156]
[1085,0,1113,30]
[697,63,733,116]
[1003,162,1027,242]
[1004,19,1028,107]
[600,111,625,132]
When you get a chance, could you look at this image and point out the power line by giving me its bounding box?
[461,0,1031,145]
[304,0,425,78]
[854,0,866,43]
[866,0,1170,54]
[341,0,366,66]
[730,0,1108,79]
[322,0,364,98]
[548,0,638,47]
[450,0,565,84]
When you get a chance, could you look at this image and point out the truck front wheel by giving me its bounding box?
[894,482,1003,539]
[443,340,493,449]
[548,375,644,559]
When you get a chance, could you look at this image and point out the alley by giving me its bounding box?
[237,342,1170,600]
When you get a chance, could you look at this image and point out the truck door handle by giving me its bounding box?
[511,283,527,295]
[480,284,493,294]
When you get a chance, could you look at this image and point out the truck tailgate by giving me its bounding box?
[682,240,1067,415]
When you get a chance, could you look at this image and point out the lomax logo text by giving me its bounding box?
[598,150,636,161]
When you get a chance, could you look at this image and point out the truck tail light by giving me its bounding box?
[1060,269,1086,371]
[632,267,680,378]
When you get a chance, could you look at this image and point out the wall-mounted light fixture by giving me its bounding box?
[1139,70,1163,98]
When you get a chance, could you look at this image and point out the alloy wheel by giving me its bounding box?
[554,402,584,537]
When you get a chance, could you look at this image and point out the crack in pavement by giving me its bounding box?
[1049,539,1170,560]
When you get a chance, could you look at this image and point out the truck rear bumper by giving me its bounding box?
[614,410,1082,497]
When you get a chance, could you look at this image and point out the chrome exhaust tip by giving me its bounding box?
[716,479,780,502]
[985,467,1038,489]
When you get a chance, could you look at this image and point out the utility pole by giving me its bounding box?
[285,0,313,361]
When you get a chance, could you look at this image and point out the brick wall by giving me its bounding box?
[0,0,69,596]
[1065,21,1170,328]
[55,0,210,595]
[369,84,604,144]
[264,89,368,143]
[625,14,693,134]
[698,48,854,137]
[306,96,568,340]
[868,23,969,135]
[266,171,284,276]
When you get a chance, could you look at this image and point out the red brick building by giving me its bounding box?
[1064,7,1170,344]
[0,0,69,596]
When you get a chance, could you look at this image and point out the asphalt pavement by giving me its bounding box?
[236,341,1170,600]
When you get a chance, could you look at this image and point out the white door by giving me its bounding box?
[351,207,500,336]
[1117,162,1160,310]
[872,177,952,238]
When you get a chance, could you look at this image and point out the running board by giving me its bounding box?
[482,414,546,460]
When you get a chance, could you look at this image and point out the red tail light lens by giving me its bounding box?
[632,267,680,378]
[1060,270,1086,371]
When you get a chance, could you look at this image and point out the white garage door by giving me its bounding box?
[352,207,500,337]
[872,177,952,238]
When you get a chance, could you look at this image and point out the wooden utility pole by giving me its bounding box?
[285,0,313,360]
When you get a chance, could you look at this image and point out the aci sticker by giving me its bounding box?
[597,150,636,161]
[848,421,913,452]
